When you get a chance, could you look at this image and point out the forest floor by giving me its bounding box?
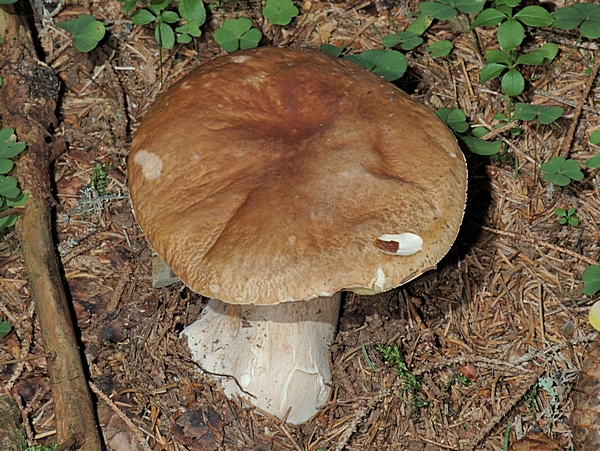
[1,0,600,450]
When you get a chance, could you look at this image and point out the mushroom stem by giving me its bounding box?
[182,293,342,424]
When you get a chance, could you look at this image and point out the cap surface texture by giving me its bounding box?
[129,47,467,305]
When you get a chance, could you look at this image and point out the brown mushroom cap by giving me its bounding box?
[128,47,467,305]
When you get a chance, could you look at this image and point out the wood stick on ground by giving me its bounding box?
[0,3,102,451]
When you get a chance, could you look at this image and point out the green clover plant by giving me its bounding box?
[553,3,600,39]
[320,45,407,82]
[554,207,579,227]
[436,108,503,156]
[381,31,423,51]
[262,0,299,26]
[418,0,486,21]
[425,40,454,58]
[214,18,262,52]
[540,156,584,186]
[56,14,106,52]
[513,103,564,125]
[124,0,206,49]
[0,128,28,230]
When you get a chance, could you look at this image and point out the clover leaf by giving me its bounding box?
[214,18,262,52]
[56,14,106,52]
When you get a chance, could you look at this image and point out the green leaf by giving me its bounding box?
[320,44,344,57]
[131,9,157,26]
[581,16,600,39]
[552,6,585,31]
[155,21,175,49]
[471,8,507,28]
[514,6,554,27]
[0,159,14,174]
[585,152,600,168]
[515,50,544,66]
[514,102,537,121]
[222,17,252,36]
[160,11,180,24]
[262,0,299,26]
[0,214,17,230]
[418,2,457,20]
[591,130,600,145]
[381,34,402,48]
[541,156,584,186]
[539,42,559,61]
[149,0,169,14]
[0,319,10,338]
[214,28,239,52]
[396,32,423,51]
[179,0,207,25]
[0,128,26,159]
[425,40,453,57]
[56,14,106,52]
[497,19,525,50]
[121,0,138,13]
[406,13,434,35]
[372,51,407,81]
[583,265,600,296]
[460,136,502,155]
[6,191,28,207]
[554,207,566,217]
[438,108,469,133]
[480,62,507,83]
[536,106,563,125]
[240,28,262,50]
[455,0,485,15]
[486,49,512,65]
[501,68,524,96]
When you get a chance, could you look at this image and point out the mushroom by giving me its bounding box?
[128,47,467,424]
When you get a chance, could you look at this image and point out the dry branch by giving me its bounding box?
[0,3,102,450]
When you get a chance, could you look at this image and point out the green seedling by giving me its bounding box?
[56,14,106,52]
[436,108,503,155]
[540,156,584,186]
[361,341,377,372]
[582,265,600,296]
[381,31,423,51]
[445,373,472,391]
[480,44,557,97]
[126,0,206,49]
[0,128,28,230]
[344,50,407,82]
[554,206,579,227]
[523,384,539,411]
[418,0,486,21]
[471,4,554,51]
[375,343,428,408]
[262,0,299,26]
[513,102,564,125]
[553,3,600,39]
[425,40,454,57]
[0,318,10,338]
[214,18,262,52]
[585,131,600,168]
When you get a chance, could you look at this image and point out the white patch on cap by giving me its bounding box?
[288,236,296,246]
[372,268,386,291]
[448,152,457,158]
[231,55,250,63]
[239,372,252,389]
[377,233,423,256]
[209,284,220,293]
[134,150,163,180]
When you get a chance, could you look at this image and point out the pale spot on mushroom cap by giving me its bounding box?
[377,233,423,256]
[288,236,296,246]
[372,268,386,291]
[209,284,220,293]
[448,152,457,158]
[239,373,252,389]
[231,55,251,63]
[134,150,163,180]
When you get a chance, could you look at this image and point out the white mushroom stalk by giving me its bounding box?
[183,295,341,424]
